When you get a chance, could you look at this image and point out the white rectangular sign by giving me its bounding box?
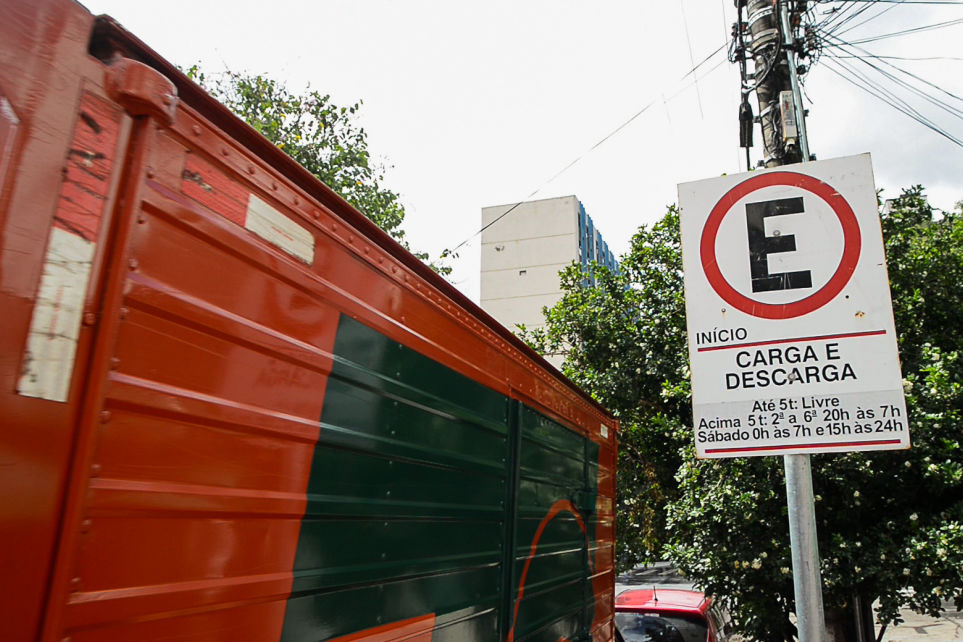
[678,154,909,458]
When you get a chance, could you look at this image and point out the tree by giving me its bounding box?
[525,188,963,641]
[187,67,449,275]
[523,207,692,569]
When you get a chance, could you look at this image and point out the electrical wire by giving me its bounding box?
[824,57,963,146]
[843,17,963,43]
[822,28,963,107]
[685,42,729,80]
[821,55,963,147]
[833,0,905,37]
[816,1,865,35]
[679,0,705,117]
[821,32,963,112]
[814,0,963,4]
[441,54,731,258]
[832,53,963,60]
[826,49,963,119]
[824,2,879,35]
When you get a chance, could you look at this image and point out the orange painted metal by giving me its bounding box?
[330,614,437,642]
[0,1,132,638]
[0,0,619,640]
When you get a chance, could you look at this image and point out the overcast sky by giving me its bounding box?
[79,0,963,300]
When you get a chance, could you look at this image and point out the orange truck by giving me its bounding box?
[0,0,618,640]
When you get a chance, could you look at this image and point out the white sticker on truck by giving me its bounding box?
[18,228,95,402]
[245,193,315,264]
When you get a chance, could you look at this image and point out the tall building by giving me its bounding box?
[480,195,618,366]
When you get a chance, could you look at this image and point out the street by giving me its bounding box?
[616,564,962,640]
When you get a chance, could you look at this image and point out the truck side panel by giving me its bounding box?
[0,2,618,640]
[0,2,135,638]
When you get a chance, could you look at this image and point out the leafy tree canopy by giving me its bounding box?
[187,67,449,275]
[524,187,963,641]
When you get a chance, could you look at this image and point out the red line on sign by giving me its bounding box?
[706,438,903,454]
[697,329,886,352]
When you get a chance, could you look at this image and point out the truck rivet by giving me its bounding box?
[192,125,202,136]
[82,312,97,326]
[146,168,155,178]
[90,463,101,476]
[247,165,255,174]
[162,94,174,106]
[119,307,129,319]
[221,147,229,156]
[128,258,138,270]
[70,577,81,589]
[110,358,120,369]
[81,519,92,532]
[100,411,111,423]
[271,181,278,190]
[293,196,300,205]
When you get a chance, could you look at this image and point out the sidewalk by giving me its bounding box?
[878,606,963,642]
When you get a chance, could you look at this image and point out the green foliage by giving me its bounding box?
[186,66,449,276]
[527,187,963,640]
[523,207,691,568]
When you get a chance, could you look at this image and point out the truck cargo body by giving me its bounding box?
[0,1,619,640]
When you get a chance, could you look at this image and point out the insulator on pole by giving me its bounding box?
[739,99,754,148]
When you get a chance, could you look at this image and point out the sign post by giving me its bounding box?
[678,154,909,640]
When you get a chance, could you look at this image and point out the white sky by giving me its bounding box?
[79,0,963,300]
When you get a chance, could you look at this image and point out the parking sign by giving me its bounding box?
[678,154,909,458]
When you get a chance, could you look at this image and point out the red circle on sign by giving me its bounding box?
[700,171,861,319]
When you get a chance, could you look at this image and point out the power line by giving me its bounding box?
[831,53,963,60]
[826,55,962,145]
[821,29,963,117]
[815,0,963,3]
[821,33,963,111]
[679,0,704,118]
[843,17,963,43]
[833,0,904,37]
[823,1,880,35]
[826,49,963,119]
[441,50,730,258]
[684,41,729,80]
[821,55,963,147]
[816,1,866,35]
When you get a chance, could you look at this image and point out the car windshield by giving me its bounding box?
[615,611,709,642]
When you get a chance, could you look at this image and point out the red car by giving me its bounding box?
[615,588,733,642]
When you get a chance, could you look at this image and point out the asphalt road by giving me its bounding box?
[614,561,695,597]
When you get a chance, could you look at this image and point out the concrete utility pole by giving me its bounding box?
[742,0,804,166]
[736,2,827,641]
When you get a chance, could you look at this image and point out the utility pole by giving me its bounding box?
[737,0,806,167]
[734,2,827,641]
